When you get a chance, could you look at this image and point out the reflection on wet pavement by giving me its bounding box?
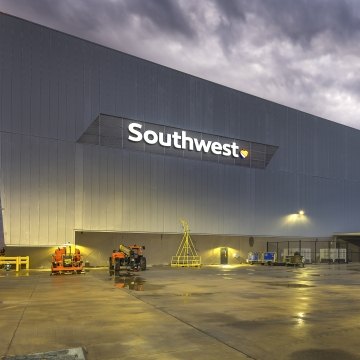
[290,349,360,360]
[113,275,145,291]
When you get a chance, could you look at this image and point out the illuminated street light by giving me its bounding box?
[299,210,305,216]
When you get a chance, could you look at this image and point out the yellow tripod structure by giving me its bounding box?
[171,220,201,267]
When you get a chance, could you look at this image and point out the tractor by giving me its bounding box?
[109,244,146,276]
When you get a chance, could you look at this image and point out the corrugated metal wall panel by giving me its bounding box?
[254,170,295,235]
[5,135,18,243]
[312,176,345,234]
[135,152,145,231]
[344,180,360,231]
[0,26,12,133]
[48,140,58,243]
[64,143,76,243]
[182,159,197,231]
[207,162,219,234]
[187,77,201,131]
[126,152,137,231]
[19,134,31,244]
[0,134,9,242]
[120,150,130,230]
[10,33,23,135]
[98,147,109,230]
[105,150,115,230]
[38,139,50,244]
[193,161,207,232]
[0,194,4,247]
[74,144,84,231]
[137,61,158,125]
[90,146,100,230]
[82,45,95,136]
[29,136,40,245]
[115,54,138,121]
[222,164,237,234]
[81,146,93,230]
[10,134,21,244]
[175,158,184,228]
[153,154,166,232]
[99,49,117,116]
[297,112,316,176]
[90,53,101,134]
[216,164,225,235]
[142,150,152,231]
[162,157,178,233]
[113,149,123,230]
[346,127,360,181]
[284,108,299,174]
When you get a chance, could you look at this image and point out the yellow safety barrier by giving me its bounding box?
[171,255,202,267]
[0,256,30,271]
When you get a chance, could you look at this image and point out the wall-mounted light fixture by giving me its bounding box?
[281,210,309,226]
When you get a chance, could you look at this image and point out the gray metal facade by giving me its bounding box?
[1,12,360,246]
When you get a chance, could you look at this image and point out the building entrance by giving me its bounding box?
[220,247,228,264]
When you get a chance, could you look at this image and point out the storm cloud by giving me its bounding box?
[1,0,360,130]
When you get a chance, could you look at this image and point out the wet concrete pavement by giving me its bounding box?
[1,264,360,359]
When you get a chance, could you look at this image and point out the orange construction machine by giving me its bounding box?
[51,245,84,275]
[109,244,146,276]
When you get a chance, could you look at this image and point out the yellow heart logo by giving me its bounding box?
[240,149,249,159]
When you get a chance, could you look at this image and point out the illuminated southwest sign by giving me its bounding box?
[77,114,278,169]
[128,122,249,159]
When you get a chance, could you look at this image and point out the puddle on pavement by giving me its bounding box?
[0,271,31,277]
[176,292,216,297]
[226,319,294,329]
[267,282,315,288]
[4,347,86,360]
[112,275,165,291]
[113,275,145,291]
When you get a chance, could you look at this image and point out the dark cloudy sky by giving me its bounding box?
[1,0,360,130]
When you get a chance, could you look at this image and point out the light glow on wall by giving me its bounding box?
[281,212,310,227]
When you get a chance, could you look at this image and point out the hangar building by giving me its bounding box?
[1,12,360,267]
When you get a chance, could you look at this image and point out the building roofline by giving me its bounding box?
[0,10,359,133]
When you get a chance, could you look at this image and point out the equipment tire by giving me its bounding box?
[115,258,121,271]
[140,257,147,271]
